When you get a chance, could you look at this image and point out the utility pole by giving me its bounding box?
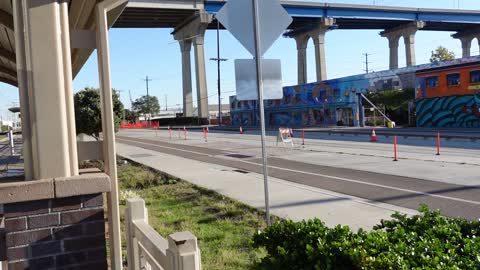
[165,95,168,111]
[364,53,371,73]
[128,90,133,108]
[210,18,228,126]
[142,76,153,125]
[115,90,125,122]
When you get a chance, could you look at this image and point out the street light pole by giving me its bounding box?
[210,18,228,126]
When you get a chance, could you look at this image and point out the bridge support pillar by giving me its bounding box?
[173,11,212,119]
[179,40,194,117]
[460,37,473,58]
[193,35,209,118]
[381,21,425,69]
[452,29,480,58]
[404,33,417,67]
[293,34,309,85]
[385,35,400,69]
[309,18,335,82]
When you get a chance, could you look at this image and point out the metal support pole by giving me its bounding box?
[144,76,152,127]
[95,1,128,268]
[60,0,79,176]
[357,93,364,127]
[8,130,14,156]
[210,19,228,126]
[252,0,271,226]
[217,20,222,126]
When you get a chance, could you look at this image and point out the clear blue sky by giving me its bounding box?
[1,0,479,118]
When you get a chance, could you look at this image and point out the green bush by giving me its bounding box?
[252,205,480,270]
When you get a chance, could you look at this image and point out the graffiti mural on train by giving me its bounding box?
[416,92,480,128]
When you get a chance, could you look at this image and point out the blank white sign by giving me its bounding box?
[234,59,283,101]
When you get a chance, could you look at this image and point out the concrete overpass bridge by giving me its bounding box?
[112,0,480,118]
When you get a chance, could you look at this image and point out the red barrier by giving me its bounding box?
[393,135,398,162]
[120,121,159,129]
[436,131,441,156]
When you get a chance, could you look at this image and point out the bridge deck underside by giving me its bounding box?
[114,7,478,33]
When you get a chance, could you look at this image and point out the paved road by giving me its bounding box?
[117,134,480,221]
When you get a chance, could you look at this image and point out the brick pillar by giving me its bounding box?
[3,194,107,270]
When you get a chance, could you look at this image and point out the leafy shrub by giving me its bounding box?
[253,205,480,270]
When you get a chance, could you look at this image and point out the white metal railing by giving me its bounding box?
[126,198,202,270]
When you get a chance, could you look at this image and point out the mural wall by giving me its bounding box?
[229,56,480,127]
[229,67,417,127]
[416,93,480,128]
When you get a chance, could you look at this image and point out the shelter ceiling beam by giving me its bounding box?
[0,65,17,78]
[0,76,17,87]
[0,9,13,30]
[0,47,16,64]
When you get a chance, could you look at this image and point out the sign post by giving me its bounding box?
[251,0,271,225]
[217,0,292,226]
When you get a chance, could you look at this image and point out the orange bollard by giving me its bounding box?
[302,129,305,145]
[203,128,208,142]
[436,131,441,156]
[393,135,398,161]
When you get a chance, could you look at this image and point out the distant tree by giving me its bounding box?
[430,46,455,63]
[124,108,137,123]
[132,95,160,115]
[74,87,124,140]
[364,89,415,126]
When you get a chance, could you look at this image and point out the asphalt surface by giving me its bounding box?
[116,135,480,221]
[206,126,480,140]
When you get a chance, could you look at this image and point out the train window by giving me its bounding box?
[470,70,480,83]
[447,73,460,86]
[426,76,438,88]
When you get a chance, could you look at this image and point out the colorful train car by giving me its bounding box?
[415,60,480,128]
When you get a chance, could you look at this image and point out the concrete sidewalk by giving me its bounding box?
[117,142,417,231]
